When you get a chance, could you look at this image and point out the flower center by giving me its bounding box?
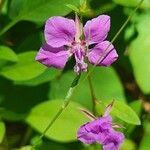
[69,41,88,74]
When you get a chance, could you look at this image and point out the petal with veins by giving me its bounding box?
[45,16,76,47]
[88,41,118,66]
[84,15,110,44]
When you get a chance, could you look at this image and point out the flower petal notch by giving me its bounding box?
[77,102,124,150]
[36,14,118,74]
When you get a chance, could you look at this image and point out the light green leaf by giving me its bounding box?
[25,100,89,142]
[121,139,136,150]
[126,100,142,135]
[50,67,125,109]
[0,46,18,62]
[139,122,150,150]
[112,0,150,9]
[0,51,46,81]
[129,12,150,94]
[0,121,5,143]
[18,146,32,150]
[66,4,80,13]
[111,101,141,125]
[9,0,80,22]
[14,69,60,86]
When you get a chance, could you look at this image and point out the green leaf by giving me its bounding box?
[9,0,80,22]
[14,69,60,86]
[112,0,150,9]
[126,100,142,135]
[139,122,150,150]
[0,51,46,81]
[129,12,150,94]
[111,101,141,125]
[66,4,80,13]
[121,139,136,150]
[0,121,5,143]
[0,46,18,62]
[25,100,89,142]
[50,67,125,110]
[19,146,32,150]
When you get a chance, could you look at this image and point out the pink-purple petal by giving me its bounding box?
[35,43,70,68]
[102,130,124,150]
[84,15,110,44]
[77,116,112,144]
[88,41,118,66]
[45,16,76,47]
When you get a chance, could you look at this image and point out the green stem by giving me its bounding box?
[81,0,144,83]
[0,17,19,36]
[31,74,81,150]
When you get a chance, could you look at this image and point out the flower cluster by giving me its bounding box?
[77,105,124,150]
[36,15,118,74]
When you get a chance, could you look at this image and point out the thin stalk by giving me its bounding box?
[31,74,81,150]
[81,0,144,83]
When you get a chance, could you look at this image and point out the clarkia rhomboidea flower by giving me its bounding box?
[36,15,118,74]
[77,104,124,150]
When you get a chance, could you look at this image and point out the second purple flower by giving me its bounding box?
[36,15,118,74]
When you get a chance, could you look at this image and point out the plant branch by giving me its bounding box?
[31,74,81,150]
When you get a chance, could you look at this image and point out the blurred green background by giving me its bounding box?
[0,0,150,150]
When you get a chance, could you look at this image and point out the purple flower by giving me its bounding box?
[77,105,124,150]
[36,15,118,74]
[77,116,112,144]
[102,130,124,150]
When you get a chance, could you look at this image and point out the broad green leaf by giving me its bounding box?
[14,69,60,86]
[0,121,5,143]
[0,46,18,62]
[9,0,80,22]
[25,100,89,142]
[111,101,141,125]
[50,67,125,110]
[112,0,150,9]
[139,122,150,150]
[129,12,150,94]
[126,100,142,135]
[121,139,136,150]
[0,51,46,81]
